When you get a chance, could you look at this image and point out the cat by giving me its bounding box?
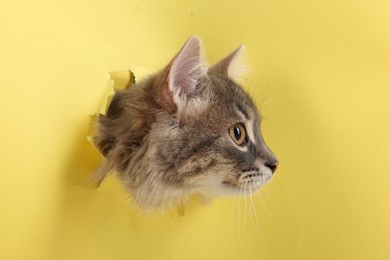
[93,36,278,210]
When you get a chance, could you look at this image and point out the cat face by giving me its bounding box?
[152,77,278,197]
[193,73,278,196]
[151,37,278,197]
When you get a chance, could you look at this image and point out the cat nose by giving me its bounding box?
[265,160,279,174]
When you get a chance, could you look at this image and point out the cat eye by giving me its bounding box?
[229,123,246,145]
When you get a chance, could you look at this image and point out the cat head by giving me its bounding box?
[152,36,279,197]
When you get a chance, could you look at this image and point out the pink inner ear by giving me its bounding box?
[169,36,206,99]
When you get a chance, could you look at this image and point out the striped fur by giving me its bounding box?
[93,36,278,210]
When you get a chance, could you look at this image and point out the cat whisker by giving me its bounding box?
[258,79,273,99]
[238,186,249,250]
[243,188,248,239]
[232,186,239,224]
[249,187,258,225]
[249,75,269,102]
[238,186,243,240]
[258,98,278,111]
[248,75,259,95]
[261,189,278,210]
[256,192,282,230]
[246,188,253,219]
[250,187,268,255]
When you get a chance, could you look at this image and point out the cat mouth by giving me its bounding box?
[222,172,266,193]
[240,175,262,191]
[239,170,273,191]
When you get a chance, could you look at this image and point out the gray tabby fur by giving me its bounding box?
[93,36,278,210]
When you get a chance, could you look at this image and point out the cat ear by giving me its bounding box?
[168,36,208,106]
[210,45,249,82]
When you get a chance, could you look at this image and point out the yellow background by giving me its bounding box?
[1,0,389,259]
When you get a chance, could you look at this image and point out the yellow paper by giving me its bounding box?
[97,70,135,116]
[109,70,136,90]
[88,70,136,155]
[1,1,390,260]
